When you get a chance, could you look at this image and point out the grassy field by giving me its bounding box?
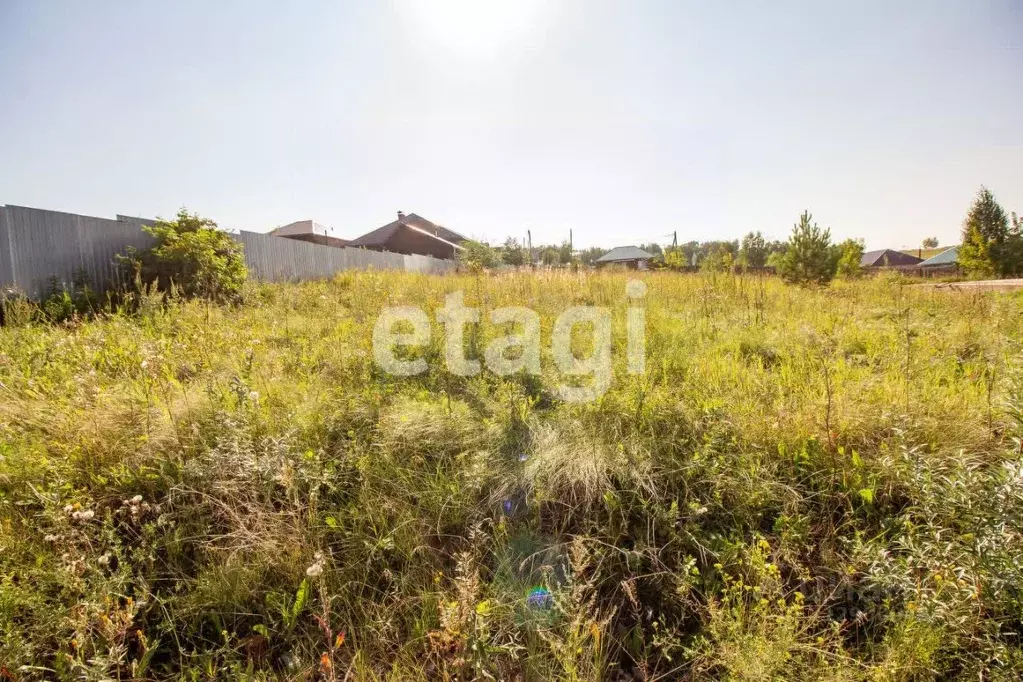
[2,270,1023,680]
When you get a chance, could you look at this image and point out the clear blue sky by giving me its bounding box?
[1,1,1020,249]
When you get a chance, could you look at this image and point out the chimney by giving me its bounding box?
[397,211,405,221]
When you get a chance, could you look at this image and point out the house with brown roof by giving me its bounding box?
[348,212,466,260]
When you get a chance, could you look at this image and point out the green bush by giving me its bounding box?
[458,239,503,270]
[835,238,865,278]
[123,208,246,302]
[38,273,103,323]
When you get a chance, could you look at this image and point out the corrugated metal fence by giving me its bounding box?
[0,205,455,298]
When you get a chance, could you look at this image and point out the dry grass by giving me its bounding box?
[1,270,1022,680]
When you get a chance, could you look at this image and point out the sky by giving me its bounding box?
[0,1,1020,250]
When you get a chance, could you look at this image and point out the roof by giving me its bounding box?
[348,213,466,249]
[919,245,959,267]
[860,249,923,267]
[595,246,655,263]
[270,220,330,237]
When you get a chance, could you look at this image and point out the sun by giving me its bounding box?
[394,0,553,58]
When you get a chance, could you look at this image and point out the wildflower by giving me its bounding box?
[63,504,74,514]
[72,510,95,521]
[131,495,143,504]
[98,553,111,566]
[43,534,59,543]
[518,453,528,463]
[503,500,513,514]
[248,391,260,401]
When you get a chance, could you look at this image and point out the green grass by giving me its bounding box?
[2,270,1022,680]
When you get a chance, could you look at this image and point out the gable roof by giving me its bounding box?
[919,245,959,267]
[595,246,655,263]
[860,249,923,267]
[348,212,466,248]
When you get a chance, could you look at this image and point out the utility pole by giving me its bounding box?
[527,230,533,267]
[672,230,678,249]
[569,229,573,253]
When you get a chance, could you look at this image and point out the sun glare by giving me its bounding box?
[395,0,552,58]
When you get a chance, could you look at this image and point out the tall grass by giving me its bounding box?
[1,271,1022,680]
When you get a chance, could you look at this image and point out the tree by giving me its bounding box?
[739,231,769,268]
[922,237,939,249]
[835,238,865,278]
[124,208,246,302]
[539,246,561,265]
[776,211,838,285]
[458,240,502,269]
[578,247,608,266]
[701,245,733,273]
[958,187,1019,278]
[557,241,573,264]
[765,250,786,270]
[500,237,526,266]
[662,246,686,270]
[638,243,664,258]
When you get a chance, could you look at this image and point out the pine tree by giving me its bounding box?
[959,187,1013,278]
[777,211,837,285]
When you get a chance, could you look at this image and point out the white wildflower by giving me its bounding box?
[131,495,143,504]
[63,504,74,514]
[72,509,95,521]
[306,562,324,578]
[248,391,260,401]
[44,534,59,543]
[98,553,111,566]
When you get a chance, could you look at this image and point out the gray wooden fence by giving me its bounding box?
[0,205,455,298]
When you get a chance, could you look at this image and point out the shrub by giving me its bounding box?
[38,272,103,323]
[122,208,246,302]
[701,245,734,273]
[835,238,865,278]
[458,239,503,270]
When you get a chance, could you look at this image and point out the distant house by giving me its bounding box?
[595,246,655,270]
[860,249,923,268]
[270,220,349,248]
[919,245,959,271]
[348,212,466,260]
